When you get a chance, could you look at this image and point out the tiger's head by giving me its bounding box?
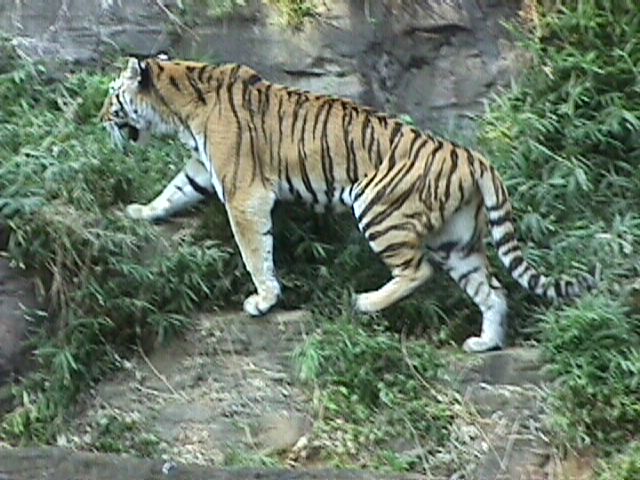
[99,53,177,149]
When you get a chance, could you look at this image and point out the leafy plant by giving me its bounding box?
[265,0,317,28]
[540,296,640,447]
[293,312,471,475]
[597,442,640,480]
[0,56,239,443]
[479,0,640,451]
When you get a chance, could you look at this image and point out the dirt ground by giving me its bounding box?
[59,306,596,479]
[65,309,315,466]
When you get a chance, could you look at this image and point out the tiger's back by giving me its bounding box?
[100,56,597,353]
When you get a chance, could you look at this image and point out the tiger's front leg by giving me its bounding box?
[126,155,215,221]
[226,191,281,316]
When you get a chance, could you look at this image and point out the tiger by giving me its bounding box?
[99,54,598,353]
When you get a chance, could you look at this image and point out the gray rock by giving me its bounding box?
[2,0,524,134]
[0,258,42,394]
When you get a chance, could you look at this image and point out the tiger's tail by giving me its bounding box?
[474,157,599,301]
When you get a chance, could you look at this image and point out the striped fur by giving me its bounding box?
[100,56,598,352]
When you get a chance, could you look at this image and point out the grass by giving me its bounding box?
[597,442,640,480]
[477,0,640,454]
[0,56,241,443]
[293,315,474,476]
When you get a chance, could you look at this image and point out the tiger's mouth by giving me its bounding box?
[114,122,139,142]
[107,121,141,149]
[124,124,140,142]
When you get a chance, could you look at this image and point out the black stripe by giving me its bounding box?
[360,180,417,234]
[246,73,262,86]
[376,241,409,259]
[284,163,295,197]
[259,84,271,143]
[494,232,516,251]
[290,94,306,139]
[169,75,182,92]
[247,105,261,184]
[456,265,481,285]
[405,132,422,164]
[367,221,417,242]
[554,281,563,298]
[485,200,507,213]
[375,139,383,166]
[277,96,285,183]
[343,105,356,183]
[197,64,207,83]
[435,241,458,256]
[187,74,207,104]
[439,150,458,218]
[228,64,241,81]
[500,243,521,257]
[488,211,510,227]
[185,173,215,198]
[312,100,328,140]
[366,119,376,158]
[227,82,244,196]
[320,102,335,199]
[298,108,318,203]
[507,255,524,274]
[355,161,413,223]
[349,136,359,182]
[360,115,371,149]
[410,137,430,164]
[389,122,403,146]
[527,273,540,291]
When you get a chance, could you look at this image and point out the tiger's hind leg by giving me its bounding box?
[442,248,507,352]
[353,208,433,313]
[355,258,434,313]
[429,199,508,353]
[126,155,214,221]
[225,191,281,316]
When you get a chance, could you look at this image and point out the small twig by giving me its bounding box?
[500,415,521,471]
[132,382,182,400]
[153,0,200,40]
[402,416,431,477]
[137,342,188,401]
[399,329,506,471]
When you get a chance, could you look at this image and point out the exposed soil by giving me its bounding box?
[59,307,596,478]
[66,309,315,467]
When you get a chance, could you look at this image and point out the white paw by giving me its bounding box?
[125,203,150,220]
[353,292,376,313]
[243,292,279,316]
[462,336,504,353]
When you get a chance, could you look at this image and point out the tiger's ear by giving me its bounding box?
[125,57,142,80]
[125,57,152,90]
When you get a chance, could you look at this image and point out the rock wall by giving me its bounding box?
[0,0,524,136]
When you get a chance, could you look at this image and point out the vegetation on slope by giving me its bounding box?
[178,0,317,28]
[478,0,640,453]
[0,0,638,475]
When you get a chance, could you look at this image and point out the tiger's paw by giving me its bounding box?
[462,336,504,353]
[125,203,151,220]
[125,203,168,222]
[243,292,279,317]
[353,292,378,313]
